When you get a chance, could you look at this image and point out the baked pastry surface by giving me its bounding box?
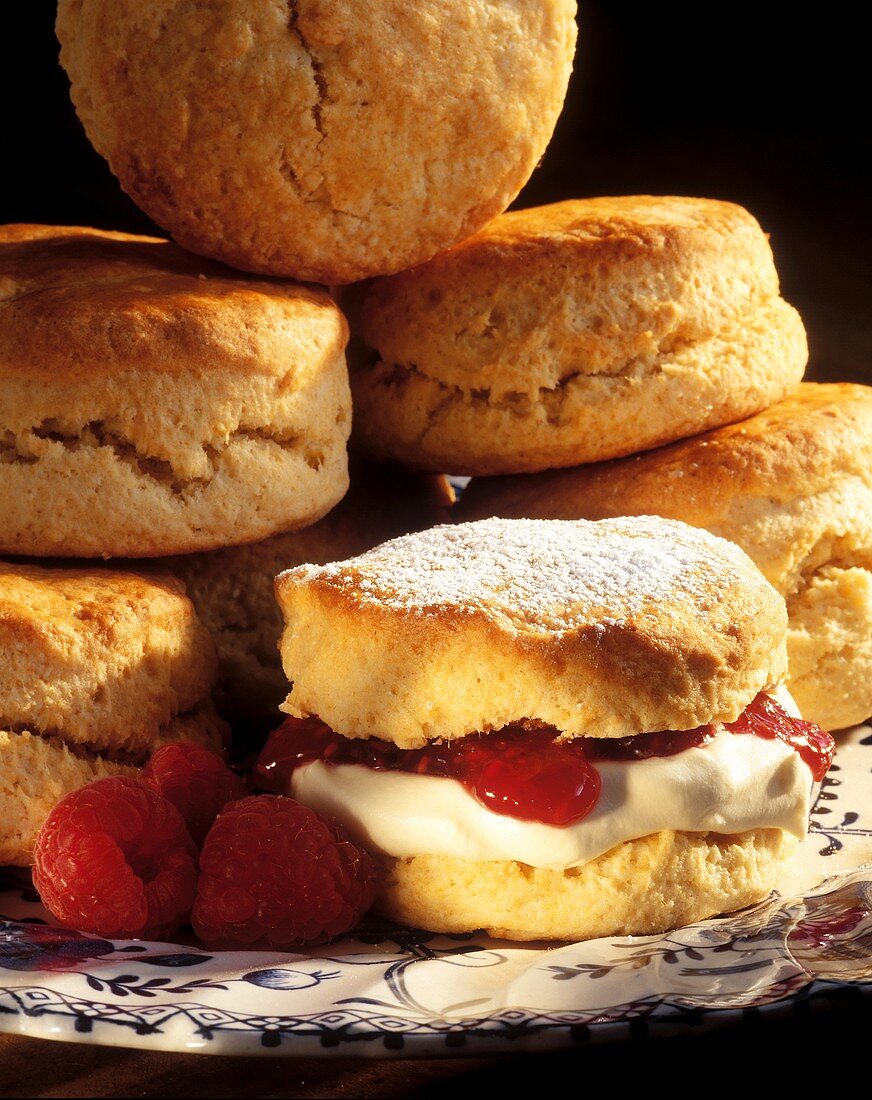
[170,465,454,727]
[461,383,872,728]
[349,196,806,474]
[0,561,227,863]
[0,224,350,556]
[57,0,577,283]
[276,516,787,746]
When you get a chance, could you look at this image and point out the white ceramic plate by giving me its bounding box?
[1,724,870,1058]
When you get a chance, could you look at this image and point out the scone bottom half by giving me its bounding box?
[254,516,835,941]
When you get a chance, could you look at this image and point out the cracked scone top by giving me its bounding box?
[56,0,577,284]
[349,196,808,474]
[275,516,788,747]
[0,224,350,556]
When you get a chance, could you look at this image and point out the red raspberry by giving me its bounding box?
[141,742,246,847]
[32,777,198,940]
[192,795,377,948]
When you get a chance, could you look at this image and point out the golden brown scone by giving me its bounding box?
[169,464,455,729]
[275,516,787,747]
[0,563,219,754]
[0,561,228,865]
[0,731,136,866]
[349,196,807,474]
[377,829,795,941]
[461,383,872,729]
[0,704,225,868]
[56,1,577,284]
[0,224,350,557]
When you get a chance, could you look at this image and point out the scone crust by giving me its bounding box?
[377,829,796,941]
[0,730,135,866]
[786,565,872,731]
[169,466,455,726]
[56,0,577,283]
[350,196,807,474]
[462,383,872,728]
[0,224,351,556]
[276,517,788,747]
[0,701,225,866]
[0,562,220,754]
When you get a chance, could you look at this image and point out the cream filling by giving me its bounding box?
[288,688,813,871]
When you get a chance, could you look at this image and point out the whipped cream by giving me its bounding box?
[287,688,812,871]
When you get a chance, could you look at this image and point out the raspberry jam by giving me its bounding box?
[254,694,833,828]
[254,718,605,826]
[728,692,834,782]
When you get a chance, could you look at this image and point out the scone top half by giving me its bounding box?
[275,516,788,746]
[0,224,351,556]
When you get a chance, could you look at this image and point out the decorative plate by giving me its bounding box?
[2,725,871,1058]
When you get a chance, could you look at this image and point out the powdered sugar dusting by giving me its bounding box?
[281,517,756,632]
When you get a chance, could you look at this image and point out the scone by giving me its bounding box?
[461,383,872,730]
[169,463,454,730]
[0,224,350,557]
[0,562,228,865]
[255,517,833,942]
[56,0,577,284]
[349,196,807,474]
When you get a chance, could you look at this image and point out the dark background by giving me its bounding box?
[3,1,870,387]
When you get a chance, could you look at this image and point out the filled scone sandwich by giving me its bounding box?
[256,517,833,941]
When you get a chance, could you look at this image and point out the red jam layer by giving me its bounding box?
[729,693,833,781]
[254,693,834,828]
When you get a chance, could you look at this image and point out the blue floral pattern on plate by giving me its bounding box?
[1,724,870,1057]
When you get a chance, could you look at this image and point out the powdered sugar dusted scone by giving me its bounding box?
[461,383,872,730]
[258,517,834,941]
[349,196,807,474]
[0,224,350,557]
[57,0,577,284]
[0,562,227,864]
[170,464,454,729]
[276,517,787,745]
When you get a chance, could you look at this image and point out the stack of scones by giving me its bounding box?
[0,1,867,939]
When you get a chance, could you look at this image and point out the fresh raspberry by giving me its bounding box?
[192,795,377,948]
[141,741,246,847]
[32,777,198,940]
